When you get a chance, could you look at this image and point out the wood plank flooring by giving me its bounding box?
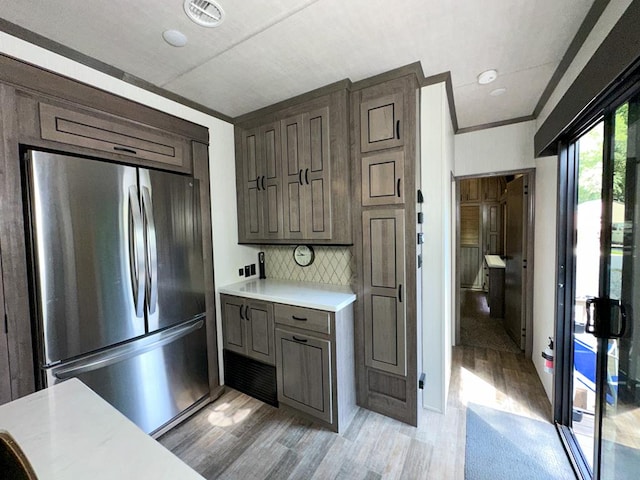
[159,341,552,479]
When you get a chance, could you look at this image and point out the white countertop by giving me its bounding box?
[485,254,506,269]
[219,279,356,311]
[0,379,203,480]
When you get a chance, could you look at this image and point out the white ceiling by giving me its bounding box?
[0,0,595,128]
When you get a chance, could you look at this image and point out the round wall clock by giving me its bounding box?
[293,245,315,267]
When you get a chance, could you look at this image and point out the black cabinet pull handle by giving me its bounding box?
[305,168,309,185]
[396,120,400,139]
[398,284,403,303]
[114,146,137,155]
[256,176,261,191]
[246,305,251,321]
[292,315,307,321]
[292,336,307,343]
[239,305,245,320]
[261,176,266,191]
[397,178,401,197]
[298,169,303,186]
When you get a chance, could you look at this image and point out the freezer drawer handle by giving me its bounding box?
[52,318,205,380]
[128,186,146,318]
[141,186,158,315]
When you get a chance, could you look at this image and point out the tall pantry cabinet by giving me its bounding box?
[352,74,420,426]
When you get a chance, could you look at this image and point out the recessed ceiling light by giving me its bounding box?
[162,29,188,47]
[477,69,498,85]
[184,0,225,27]
[490,88,507,96]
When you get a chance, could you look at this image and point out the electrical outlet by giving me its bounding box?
[244,265,251,277]
[239,268,244,276]
[250,264,256,275]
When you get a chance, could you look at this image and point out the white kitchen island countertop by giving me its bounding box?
[219,278,356,311]
[0,378,203,480]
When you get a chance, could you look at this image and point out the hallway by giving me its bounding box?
[460,289,521,354]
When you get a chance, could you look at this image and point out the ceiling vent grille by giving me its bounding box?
[184,0,225,27]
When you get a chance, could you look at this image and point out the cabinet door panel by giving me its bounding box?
[363,209,406,376]
[282,115,304,239]
[362,151,404,206]
[276,328,332,423]
[305,108,331,239]
[247,301,275,365]
[360,93,404,152]
[221,296,246,355]
[260,123,283,238]
[242,129,262,239]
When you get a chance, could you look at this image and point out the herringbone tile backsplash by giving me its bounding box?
[262,246,354,286]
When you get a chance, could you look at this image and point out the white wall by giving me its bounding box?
[537,0,633,128]
[455,121,536,176]
[421,82,455,413]
[454,121,559,403]
[0,32,259,383]
[532,156,557,401]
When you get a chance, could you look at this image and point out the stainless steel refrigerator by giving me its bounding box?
[25,149,210,435]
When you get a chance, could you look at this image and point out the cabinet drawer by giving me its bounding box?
[274,304,330,334]
[39,102,191,172]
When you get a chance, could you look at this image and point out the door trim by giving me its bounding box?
[454,169,536,358]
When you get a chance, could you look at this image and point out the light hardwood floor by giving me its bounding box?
[159,342,552,479]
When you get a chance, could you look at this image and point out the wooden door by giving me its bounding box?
[281,114,305,239]
[0,252,11,405]
[360,93,404,153]
[460,205,483,289]
[363,209,406,376]
[275,328,332,423]
[241,128,262,240]
[362,150,404,206]
[260,123,283,239]
[504,176,526,350]
[246,300,275,365]
[221,295,246,356]
[303,107,331,240]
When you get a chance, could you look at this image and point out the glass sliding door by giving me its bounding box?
[562,93,640,479]
[571,120,604,472]
[597,96,640,480]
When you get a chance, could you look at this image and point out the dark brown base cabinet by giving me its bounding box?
[221,292,357,433]
[221,295,276,366]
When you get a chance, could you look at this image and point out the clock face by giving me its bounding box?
[293,245,315,267]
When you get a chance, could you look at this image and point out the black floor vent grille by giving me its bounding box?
[223,349,278,407]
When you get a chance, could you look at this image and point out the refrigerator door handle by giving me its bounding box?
[141,186,158,315]
[128,185,146,318]
[52,318,205,380]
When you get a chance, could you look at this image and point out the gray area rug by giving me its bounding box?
[465,403,575,479]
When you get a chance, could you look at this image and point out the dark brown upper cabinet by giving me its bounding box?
[235,89,351,245]
[360,92,404,153]
[460,177,481,203]
[281,107,331,240]
[240,122,284,241]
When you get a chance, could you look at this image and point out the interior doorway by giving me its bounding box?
[455,171,535,358]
